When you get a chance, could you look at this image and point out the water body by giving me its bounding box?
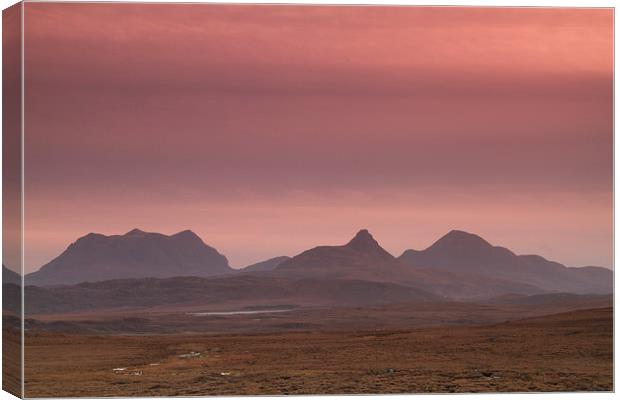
[188,309,293,316]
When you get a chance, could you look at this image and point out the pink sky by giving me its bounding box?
[21,4,612,272]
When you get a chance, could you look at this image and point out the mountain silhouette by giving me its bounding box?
[344,229,391,254]
[399,230,611,294]
[21,227,612,310]
[25,229,232,286]
[272,229,408,281]
[267,229,543,298]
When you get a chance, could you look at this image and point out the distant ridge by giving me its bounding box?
[399,230,612,294]
[25,229,232,286]
[16,275,444,315]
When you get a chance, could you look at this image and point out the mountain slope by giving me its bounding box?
[242,256,291,273]
[3,265,20,285]
[26,229,232,286]
[399,230,612,294]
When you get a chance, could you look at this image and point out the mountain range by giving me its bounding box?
[15,228,612,313]
[25,229,231,285]
[259,229,611,298]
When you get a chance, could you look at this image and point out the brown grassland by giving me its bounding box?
[21,307,612,397]
[2,315,21,397]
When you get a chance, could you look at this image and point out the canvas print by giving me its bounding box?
[2,2,613,398]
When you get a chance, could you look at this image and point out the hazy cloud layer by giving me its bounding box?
[23,4,612,271]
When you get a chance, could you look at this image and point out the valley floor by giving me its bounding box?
[22,307,612,397]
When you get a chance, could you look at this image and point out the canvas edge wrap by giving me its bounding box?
[2,2,24,398]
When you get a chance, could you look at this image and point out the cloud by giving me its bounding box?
[21,3,613,271]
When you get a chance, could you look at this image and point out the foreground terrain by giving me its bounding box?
[23,307,612,397]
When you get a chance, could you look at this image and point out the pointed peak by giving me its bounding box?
[431,230,491,249]
[125,228,146,236]
[353,229,373,239]
[346,229,380,250]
